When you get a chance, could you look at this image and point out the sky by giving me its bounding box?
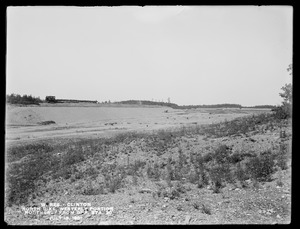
[6,6,293,106]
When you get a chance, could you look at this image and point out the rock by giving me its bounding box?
[245,179,251,184]
[161,204,167,210]
[139,188,153,194]
[177,205,183,211]
[184,215,191,224]
[85,214,92,218]
[72,216,82,221]
[98,221,111,225]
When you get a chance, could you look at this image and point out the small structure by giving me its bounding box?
[45,96,98,104]
[45,96,56,103]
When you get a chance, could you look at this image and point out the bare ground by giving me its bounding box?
[4,105,291,225]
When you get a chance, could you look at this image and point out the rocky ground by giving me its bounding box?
[5,114,292,225]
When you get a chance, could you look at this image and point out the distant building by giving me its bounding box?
[45,96,56,103]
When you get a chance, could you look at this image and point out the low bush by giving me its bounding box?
[271,104,292,120]
[245,151,275,182]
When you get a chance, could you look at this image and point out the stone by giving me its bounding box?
[139,189,153,194]
[184,215,191,224]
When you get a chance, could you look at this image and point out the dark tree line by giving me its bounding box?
[116,100,243,109]
[6,93,43,105]
[244,105,276,109]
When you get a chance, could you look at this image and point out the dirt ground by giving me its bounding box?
[5,103,270,143]
[5,104,291,225]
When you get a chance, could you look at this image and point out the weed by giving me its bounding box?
[62,148,85,167]
[176,204,183,211]
[85,167,99,178]
[276,142,288,170]
[81,181,105,195]
[105,174,123,193]
[235,162,248,184]
[192,201,200,210]
[147,162,161,180]
[276,170,284,187]
[201,204,212,215]
[170,188,180,200]
[214,144,231,164]
[208,165,225,193]
[246,151,275,182]
[188,168,199,184]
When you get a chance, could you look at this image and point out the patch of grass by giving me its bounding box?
[62,148,85,167]
[6,142,54,163]
[6,145,60,206]
[6,111,290,207]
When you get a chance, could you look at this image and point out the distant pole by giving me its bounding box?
[168,97,171,103]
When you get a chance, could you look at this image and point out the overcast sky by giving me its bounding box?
[7,6,293,106]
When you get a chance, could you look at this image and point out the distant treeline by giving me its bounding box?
[115,100,243,109]
[115,100,179,109]
[6,93,43,105]
[243,105,276,109]
[178,104,242,109]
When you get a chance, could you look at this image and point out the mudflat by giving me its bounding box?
[5,104,270,143]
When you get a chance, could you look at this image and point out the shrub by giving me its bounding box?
[276,142,288,170]
[245,151,275,182]
[188,168,199,184]
[230,152,244,164]
[214,145,231,164]
[105,174,123,193]
[271,104,292,120]
[198,173,210,188]
[209,165,224,193]
[170,188,180,200]
[174,181,186,194]
[85,167,99,178]
[202,152,214,163]
[153,162,161,180]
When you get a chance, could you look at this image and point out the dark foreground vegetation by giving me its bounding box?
[5,110,291,207]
